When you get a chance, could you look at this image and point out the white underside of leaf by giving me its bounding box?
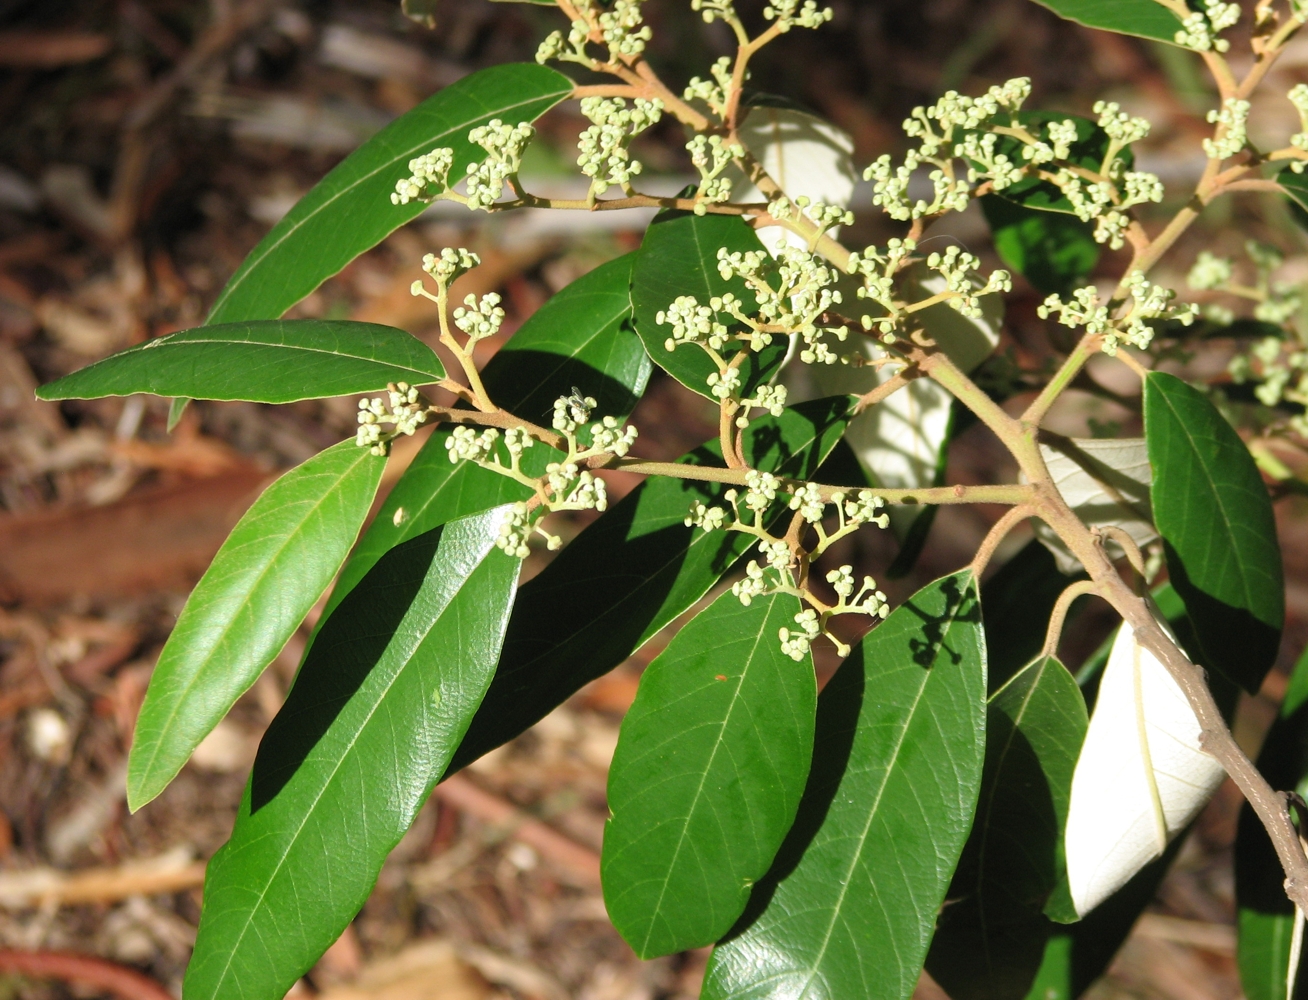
[732,106,857,254]
[1031,436,1157,574]
[1065,617,1225,916]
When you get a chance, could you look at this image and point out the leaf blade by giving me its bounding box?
[128,440,385,810]
[38,321,445,403]
[602,592,816,958]
[206,63,572,324]
[1145,371,1284,693]
[184,508,520,1000]
[1023,0,1182,45]
[926,656,1088,1000]
[702,571,986,1000]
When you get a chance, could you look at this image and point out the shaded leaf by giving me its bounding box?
[128,440,385,810]
[602,592,816,958]
[1064,615,1225,917]
[1021,0,1182,46]
[702,571,986,1000]
[206,64,572,324]
[446,395,854,775]
[927,656,1088,1000]
[186,508,520,1000]
[630,208,787,399]
[323,253,649,618]
[1280,166,1308,232]
[37,321,444,403]
[982,539,1085,693]
[982,194,1099,296]
[1235,647,1308,1000]
[1145,370,1284,693]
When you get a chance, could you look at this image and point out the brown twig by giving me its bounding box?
[969,506,1033,578]
[0,950,174,1000]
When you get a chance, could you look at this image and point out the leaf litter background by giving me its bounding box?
[1,0,1308,997]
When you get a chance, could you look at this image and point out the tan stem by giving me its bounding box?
[969,506,1033,577]
[1041,580,1100,659]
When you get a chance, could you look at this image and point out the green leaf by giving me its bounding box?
[185,509,520,1000]
[702,571,986,1000]
[982,194,1100,296]
[1023,840,1185,1000]
[446,395,853,775]
[1278,166,1308,233]
[602,592,816,959]
[1023,0,1183,43]
[1236,650,1308,1000]
[984,112,1131,215]
[38,321,444,403]
[322,253,650,619]
[982,540,1085,693]
[927,656,1088,1000]
[1145,371,1284,693]
[128,441,385,811]
[630,208,787,400]
[205,64,572,324]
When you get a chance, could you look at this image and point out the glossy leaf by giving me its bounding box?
[1064,616,1225,917]
[1280,166,1308,232]
[1145,370,1284,693]
[982,194,1099,296]
[602,592,816,959]
[1034,436,1156,576]
[128,440,385,810]
[206,63,572,324]
[446,395,853,775]
[982,540,1084,693]
[323,253,650,618]
[927,656,1088,1000]
[37,321,445,403]
[1236,649,1308,1000]
[702,571,986,1000]
[1022,0,1182,46]
[631,208,787,399]
[186,508,519,1000]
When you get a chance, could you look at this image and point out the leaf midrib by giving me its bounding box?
[1153,387,1261,613]
[133,447,376,800]
[799,585,972,995]
[205,524,494,996]
[637,603,777,954]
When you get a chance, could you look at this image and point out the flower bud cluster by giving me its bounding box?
[1289,85,1308,167]
[1204,98,1251,161]
[421,247,480,290]
[1230,335,1308,427]
[452,292,505,343]
[464,120,534,211]
[392,148,454,206]
[553,391,596,434]
[577,97,664,199]
[706,366,742,400]
[356,382,430,455]
[826,565,889,619]
[778,609,821,660]
[738,383,788,423]
[683,56,734,118]
[1049,168,1163,250]
[536,0,652,66]
[1174,0,1239,52]
[1094,101,1151,147]
[849,239,917,337]
[687,135,744,213]
[1039,273,1197,356]
[762,0,834,31]
[1186,251,1234,291]
[691,0,738,23]
[658,296,732,353]
[926,246,1012,318]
